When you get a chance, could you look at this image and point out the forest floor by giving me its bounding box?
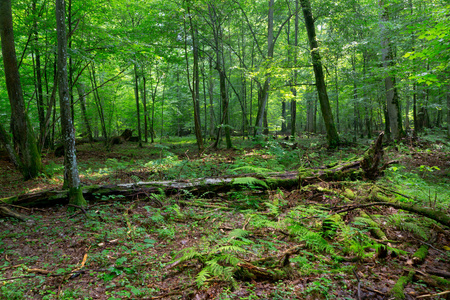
[1,131,450,299]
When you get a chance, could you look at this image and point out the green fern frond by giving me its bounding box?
[353,216,380,228]
[195,268,211,287]
[216,245,248,255]
[228,229,250,239]
[288,224,309,236]
[301,231,334,254]
[265,201,280,215]
[387,213,429,240]
[250,214,280,229]
[232,177,269,189]
[176,248,201,263]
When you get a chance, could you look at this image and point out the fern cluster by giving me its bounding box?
[172,231,250,288]
[387,213,429,240]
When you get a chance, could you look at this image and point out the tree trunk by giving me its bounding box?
[447,89,450,138]
[254,0,275,136]
[379,0,404,141]
[184,3,203,151]
[143,74,148,143]
[208,3,232,149]
[0,0,43,179]
[32,0,45,151]
[0,122,21,169]
[55,0,86,206]
[77,83,93,142]
[208,58,215,138]
[300,0,340,147]
[90,64,108,141]
[133,63,143,147]
[291,0,299,138]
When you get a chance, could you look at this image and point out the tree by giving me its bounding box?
[300,0,340,147]
[56,0,87,206]
[379,0,404,141]
[0,0,43,179]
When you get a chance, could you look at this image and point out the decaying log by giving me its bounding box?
[0,206,28,221]
[299,132,388,183]
[2,132,396,212]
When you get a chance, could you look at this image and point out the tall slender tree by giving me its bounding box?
[379,0,404,140]
[300,0,340,147]
[0,0,43,179]
[56,0,86,206]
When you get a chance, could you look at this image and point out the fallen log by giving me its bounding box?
[1,132,391,210]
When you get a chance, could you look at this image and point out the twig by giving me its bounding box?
[413,238,446,255]
[353,269,361,300]
[416,291,450,299]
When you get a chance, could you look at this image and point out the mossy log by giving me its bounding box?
[0,206,28,221]
[389,271,414,300]
[1,173,300,208]
[299,132,390,183]
[332,200,450,228]
[412,245,428,265]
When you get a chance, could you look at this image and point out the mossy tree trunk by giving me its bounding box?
[300,0,340,148]
[0,0,43,179]
[56,0,86,207]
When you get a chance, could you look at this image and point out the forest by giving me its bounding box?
[0,0,449,299]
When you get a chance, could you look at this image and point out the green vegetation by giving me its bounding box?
[0,0,449,297]
[1,134,449,298]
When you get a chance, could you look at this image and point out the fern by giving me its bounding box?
[173,238,248,289]
[387,213,429,240]
[353,216,380,229]
[232,177,269,190]
[288,223,334,254]
[228,229,250,239]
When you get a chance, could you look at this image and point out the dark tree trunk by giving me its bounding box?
[143,74,148,143]
[290,0,299,137]
[77,83,93,142]
[379,0,404,140]
[55,0,86,206]
[32,0,45,151]
[184,4,203,151]
[90,64,108,141]
[0,0,43,179]
[300,0,340,147]
[0,122,21,169]
[133,63,143,147]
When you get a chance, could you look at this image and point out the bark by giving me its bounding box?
[0,0,43,179]
[133,63,143,147]
[447,89,450,138]
[254,0,274,136]
[184,2,203,150]
[143,74,148,143]
[209,3,231,149]
[300,0,340,147]
[0,122,22,169]
[379,0,404,140]
[56,0,86,206]
[90,64,108,140]
[290,0,299,137]
[77,83,93,142]
[32,0,45,150]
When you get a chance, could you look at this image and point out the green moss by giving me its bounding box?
[298,167,315,179]
[389,271,414,299]
[430,275,450,287]
[342,188,355,200]
[69,186,87,207]
[412,245,428,263]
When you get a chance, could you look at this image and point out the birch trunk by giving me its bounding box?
[55,0,86,206]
